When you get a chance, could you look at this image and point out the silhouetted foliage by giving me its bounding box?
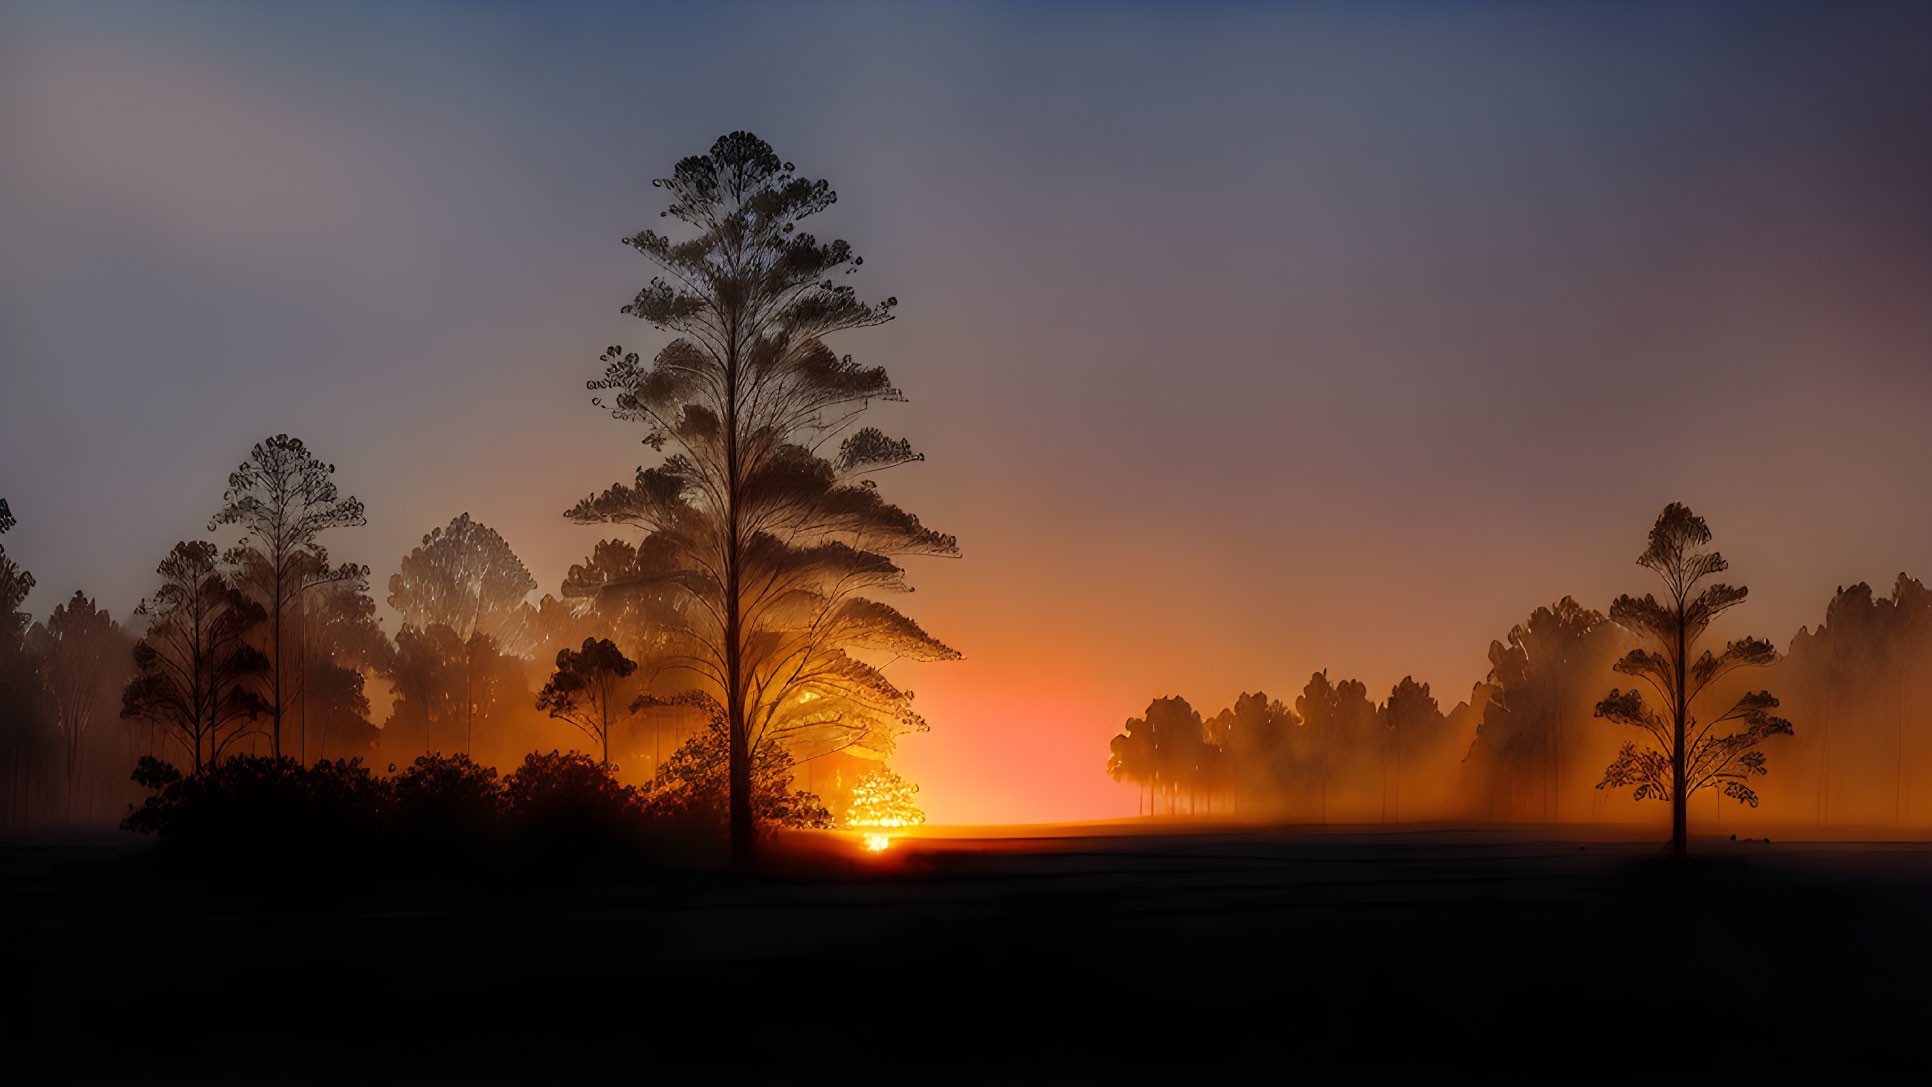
[1784,575,1932,824]
[1109,696,1210,815]
[1596,503,1793,858]
[0,538,31,634]
[381,623,465,756]
[1207,692,1307,815]
[297,576,388,762]
[27,592,134,815]
[392,752,502,825]
[116,745,727,874]
[0,498,13,534]
[536,637,638,767]
[388,513,537,650]
[496,750,664,862]
[643,709,832,831]
[121,542,271,773]
[1381,676,1443,824]
[1112,678,1473,822]
[567,131,958,865]
[122,754,388,852]
[1471,597,1621,821]
[1297,671,1380,822]
[209,435,368,758]
[0,529,57,827]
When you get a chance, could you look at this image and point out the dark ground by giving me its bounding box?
[5,824,1929,1084]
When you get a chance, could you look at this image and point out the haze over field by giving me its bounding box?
[3,0,1929,822]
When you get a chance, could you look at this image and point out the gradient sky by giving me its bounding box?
[3,1,1929,822]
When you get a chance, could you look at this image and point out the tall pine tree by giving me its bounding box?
[568,133,959,865]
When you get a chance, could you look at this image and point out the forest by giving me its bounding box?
[2,134,1927,866]
[0,135,947,865]
[1110,504,1932,840]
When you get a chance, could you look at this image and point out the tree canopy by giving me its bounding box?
[565,131,958,864]
[388,513,537,648]
[121,541,272,772]
[1596,503,1793,858]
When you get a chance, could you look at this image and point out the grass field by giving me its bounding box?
[7,823,1929,1083]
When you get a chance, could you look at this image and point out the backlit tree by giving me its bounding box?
[643,695,832,830]
[209,435,367,758]
[0,521,54,826]
[121,542,271,773]
[388,513,537,650]
[1596,503,1793,859]
[1108,696,1209,816]
[29,592,132,814]
[388,514,538,744]
[380,624,465,759]
[567,132,959,865]
[299,577,390,762]
[536,637,639,768]
[1207,692,1304,815]
[1381,676,1442,824]
[1297,672,1375,823]
[1472,597,1618,821]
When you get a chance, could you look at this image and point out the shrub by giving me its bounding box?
[122,755,390,854]
[643,719,833,832]
[393,753,503,823]
[501,750,641,823]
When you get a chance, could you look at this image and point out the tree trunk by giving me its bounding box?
[725,344,755,871]
[1672,604,1688,860]
[271,563,284,759]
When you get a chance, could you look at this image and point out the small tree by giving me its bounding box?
[121,542,271,773]
[209,435,367,759]
[1207,692,1302,816]
[1596,503,1793,859]
[536,638,638,767]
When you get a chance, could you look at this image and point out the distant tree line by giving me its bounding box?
[1111,503,1932,851]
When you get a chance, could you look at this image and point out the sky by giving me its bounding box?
[2,1,1929,823]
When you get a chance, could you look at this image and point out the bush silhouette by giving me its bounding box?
[123,755,388,856]
[393,752,502,823]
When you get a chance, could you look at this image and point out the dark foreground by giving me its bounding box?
[6,825,1930,1084]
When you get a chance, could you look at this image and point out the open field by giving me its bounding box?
[7,823,1931,1083]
